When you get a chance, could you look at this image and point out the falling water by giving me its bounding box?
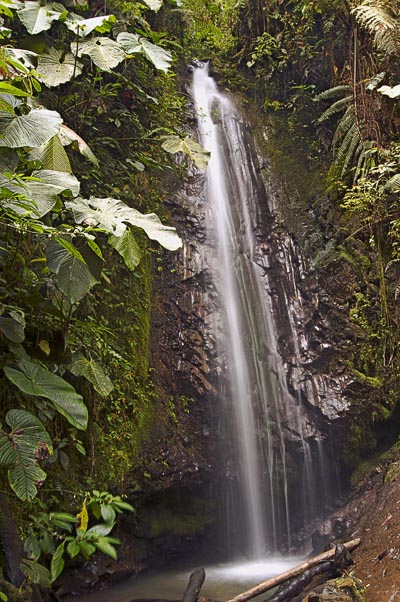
[191,63,330,558]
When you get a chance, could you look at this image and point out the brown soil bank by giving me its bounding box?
[316,452,400,602]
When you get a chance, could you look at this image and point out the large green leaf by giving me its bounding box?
[50,541,65,583]
[5,46,37,70]
[65,13,116,36]
[108,229,141,271]
[17,1,66,34]
[73,37,126,71]
[2,170,79,217]
[66,196,182,250]
[0,314,25,343]
[4,360,88,430]
[116,32,172,72]
[161,135,210,169]
[93,537,118,560]
[28,170,80,214]
[0,409,51,500]
[9,461,47,501]
[69,356,113,397]
[0,82,30,96]
[46,238,100,303]
[38,48,83,87]
[28,134,72,173]
[0,108,62,148]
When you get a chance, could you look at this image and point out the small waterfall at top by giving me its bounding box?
[191,62,332,559]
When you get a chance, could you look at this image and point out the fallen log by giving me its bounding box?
[225,538,361,602]
[182,567,206,602]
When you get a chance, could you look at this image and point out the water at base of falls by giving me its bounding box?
[72,557,302,601]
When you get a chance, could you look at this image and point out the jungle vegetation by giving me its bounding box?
[1,0,400,599]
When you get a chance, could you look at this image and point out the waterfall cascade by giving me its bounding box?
[191,62,335,558]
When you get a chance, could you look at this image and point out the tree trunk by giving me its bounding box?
[0,491,25,587]
[182,568,206,602]
[226,538,361,602]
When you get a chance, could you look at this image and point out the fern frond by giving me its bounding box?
[352,1,400,55]
[333,106,356,144]
[343,126,363,174]
[318,96,353,123]
[354,141,378,181]
[336,122,359,161]
[314,85,352,103]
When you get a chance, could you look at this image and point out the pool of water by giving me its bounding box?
[75,556,303,601]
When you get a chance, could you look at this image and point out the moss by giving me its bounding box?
[146,496,215,538]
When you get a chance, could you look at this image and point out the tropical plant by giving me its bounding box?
[352,0,400,56]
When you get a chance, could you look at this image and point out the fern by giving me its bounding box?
[352,0,400,55]
[316,85,377,181]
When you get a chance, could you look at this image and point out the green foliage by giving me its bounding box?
[0,409,51,500]
[161,134,210,169]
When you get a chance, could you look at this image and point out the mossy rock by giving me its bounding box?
[302,576,366,602]
[0,579,32,602]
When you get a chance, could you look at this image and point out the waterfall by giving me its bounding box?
[191,63,332,558]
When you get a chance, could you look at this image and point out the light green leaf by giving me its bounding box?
[50,541,65,583]
[93,537,118,559]
[65,13,116,36]
[141,0,162,11]
[66,196,182,250]
[100,504,115,523]
[72,37,126,71]
[59,124,98,166]
[4,47,38,71]
[0,108,62,148]
[67,540,80,559]
[86,522,114,536]
[38,48,83,87]
[109,229,141,271]
[27,170,79,215]
[28,134,72,173]
[116,32,172,72]
[4,361,88,430]
[0,82,30,96]
[161,135,210,169]
[78,540,96,559]
[46,239,100,303]
[17,1,66,34]
[69,356,113,397]
[0,0,24,10]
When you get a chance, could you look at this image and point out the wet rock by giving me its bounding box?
[301,576,366,601]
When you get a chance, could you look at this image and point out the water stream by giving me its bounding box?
[191,62,325,558]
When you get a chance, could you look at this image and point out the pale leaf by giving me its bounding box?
[116,32,172,72]
[73,37,126,72]
[38,48,83,87]
[161,134,210,169]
